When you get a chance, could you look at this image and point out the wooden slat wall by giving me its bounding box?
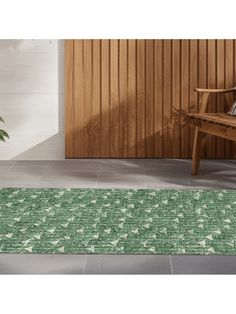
[65,39,236,158]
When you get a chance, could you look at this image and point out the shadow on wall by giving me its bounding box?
[69,91,236,159]
[70,99,186,159]
[3,40,65,160]
[67,91,234,158]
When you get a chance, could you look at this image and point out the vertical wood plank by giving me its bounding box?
[198,40,207,101]
[206,40,217,158]
[136,40,146,157]
[154,40,163,157]
[83,40,93,157]
[216,39,225,158]
[180,40,189,158]
[225,39,234,158]
[127,39,137,157]
[198,40,207,158]
[101,40,110,157]
[233,39,236,158]
[145,40,154,157]
[91,40,101,157]
[110,40,119,157]
[234,40,236,87]
[66,39,235,159]
[163,40,172,158]
[73,40,84,157]
[119,40,128,157]
[172,40,181,158]
[65,40,74,158]
[189,40,198,157]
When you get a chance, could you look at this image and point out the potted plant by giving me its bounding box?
[0,116,9,142]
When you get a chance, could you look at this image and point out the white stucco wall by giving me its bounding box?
[0,39,64,160]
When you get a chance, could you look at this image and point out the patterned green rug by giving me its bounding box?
[0,188,235,254]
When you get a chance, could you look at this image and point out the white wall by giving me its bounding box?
[0,40,64,160]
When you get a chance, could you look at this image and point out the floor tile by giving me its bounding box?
[4,166,46,177]
[14,161,49,166]
[186,159,236,175]
[0,163,15,175]
[189,174,236,189]
[100,255,172,274]
[0,161,16,166]
[46,168,100,175]
[0,179,42,188]
[145,168,188,188]
[145,183,188,189]
[99,168,145,175]
[0,163,15,170]
[84,255,102,274]
[0,254,86,274]
[41,171,99,182]
[97,183,146,189]
[100,159,142,170]
[97,171,146,189]
[142,159,191,170]
[37,181,98,188]
[0,166,13,175]
[171,255,236,274]
[48,160,101,171]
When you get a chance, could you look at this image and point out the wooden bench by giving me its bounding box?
[185,87,236,175]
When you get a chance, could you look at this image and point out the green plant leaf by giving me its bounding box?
[0,134,6,142]
[0,116,9,142]
[0,129,9,138]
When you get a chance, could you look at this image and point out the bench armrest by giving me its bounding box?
[194,87,236,94]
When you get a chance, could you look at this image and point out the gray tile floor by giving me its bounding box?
[0,158,236,274]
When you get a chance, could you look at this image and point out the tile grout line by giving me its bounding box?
[185,166,192,187]
[169,255,174,274]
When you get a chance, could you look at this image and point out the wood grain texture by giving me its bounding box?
[83,40,93,156]
[172,40,181,158]
[65,39,236,158]
[225,40,234,157]
[206,40,217,158]
[145,40,154,157]
[163,40,172,158]
[110,40,119,157]
[91,40,101,157]
[136,40,146,157]
[119,40,128,157]
[127,40,137,157]
[154,40,163,157]
[65,40,74,157]
[180,40,189,158]
[73,40,83,157]
[189,40,198,158]
[101,40,110,157]
[216,39,225,158]
[198,40,207,158]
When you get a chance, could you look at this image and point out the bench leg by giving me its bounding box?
[192,128,202,175]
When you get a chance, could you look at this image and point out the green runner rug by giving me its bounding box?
[0,188,235,254]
